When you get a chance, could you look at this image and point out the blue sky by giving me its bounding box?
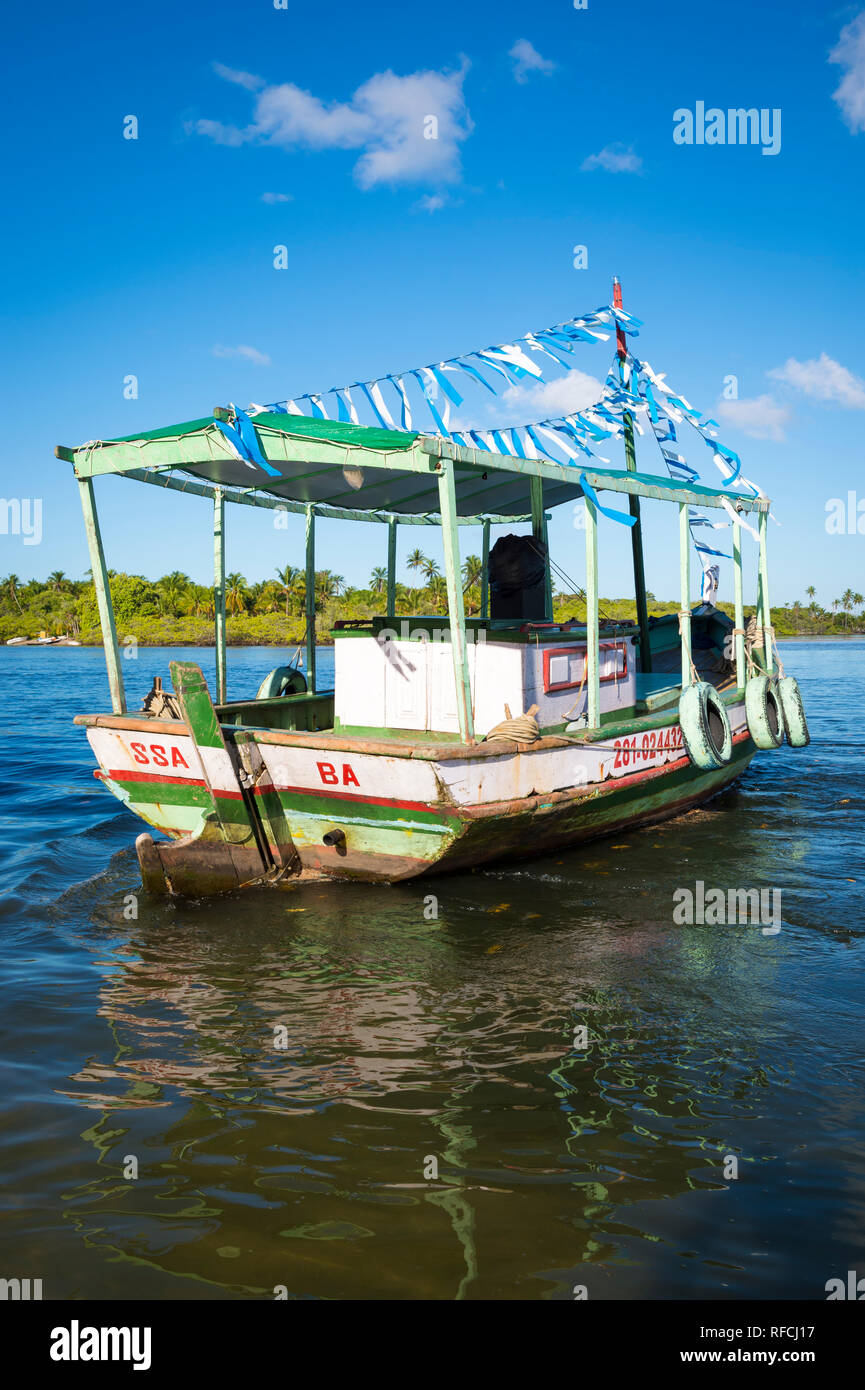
[2,0,865,609]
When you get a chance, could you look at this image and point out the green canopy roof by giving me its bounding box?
[57,411,767,519]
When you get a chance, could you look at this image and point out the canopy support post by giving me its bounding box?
[213,487,227,704]
[437,460,475,743]
[530,477,553,620]
[732,518,745,689]
[78,477,126,714]
[480,518,490,619]
[679,501,693,689]
[585,494,600,729]
[386,515,397,619]
[305,505,316,693]
[614,277,652,673]
[758,509,773,674]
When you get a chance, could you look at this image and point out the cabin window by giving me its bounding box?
[543,642,628,693]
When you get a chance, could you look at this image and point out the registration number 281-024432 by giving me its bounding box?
[612,724,684,770]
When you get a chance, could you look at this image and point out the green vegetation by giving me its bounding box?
[1,566,862,646]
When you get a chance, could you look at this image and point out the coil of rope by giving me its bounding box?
[484,703,541,745]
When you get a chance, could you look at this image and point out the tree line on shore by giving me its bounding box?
[1,564,862,644]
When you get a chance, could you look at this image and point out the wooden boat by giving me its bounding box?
[57,290,809,896]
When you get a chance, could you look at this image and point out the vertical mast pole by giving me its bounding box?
[78,477,126,714]
[584,493,600,728]
[613,277,652,672]
[386,515,397,619]
[679,501,693,688]
[437,459,474,743]
[530,477,553,620]
[758,509,773,675]
[732,518,745,688]
[305,504,316,694]
[480,518,490,620]
[213,487,227,704]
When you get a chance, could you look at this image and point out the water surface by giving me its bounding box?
[0,641,862,1299]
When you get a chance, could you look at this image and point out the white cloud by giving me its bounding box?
[451,369,603,432]
[413,193,448,212]
[716,394,790,441]
[829,12,865,133]
[768,353,865,409]
[213,344,271,366]
[581,144,642,173]
[509,39,556,84]
[212,63,265,93]
[261,191,293,203]
[192,60,473,189]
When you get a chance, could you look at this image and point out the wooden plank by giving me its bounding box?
[77,477,126,714]
[86,464,534,527]
[305,505,316,693]
[386,515,397,618]
[213,487,227,704]
[614,277,653,674]
[732,519,745,687]
[759,509,773,674]
[437,460,475,743]
[679,502,692,688]
[480,518,490,619]
[585,494,600,728]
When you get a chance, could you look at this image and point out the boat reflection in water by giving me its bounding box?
[56,849,799,1301]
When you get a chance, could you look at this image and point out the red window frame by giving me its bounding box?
[542,641,629,694]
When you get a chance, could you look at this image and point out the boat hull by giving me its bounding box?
[79,706,757,894]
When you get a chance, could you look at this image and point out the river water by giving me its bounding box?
[0,640,862,1300]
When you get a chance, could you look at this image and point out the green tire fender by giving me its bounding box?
[678,681,733,770]
[744,674,785,749]
[255,665,308,700]
[777,675,810,747]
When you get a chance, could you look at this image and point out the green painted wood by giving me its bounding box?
[480,518,490,619]
[305,505,316,694]
[169,662,270,863]
[584,494,600,729]
[679,502,692,688]
[732,519,746,687]
[63,426,767,514]
[614,280,653,675]
[77,477,126,714]
[759,509,773,674]
[386,515,397,619]
[437,460,475,743]
[213,487,227,705]
[98,465,534,527]
[530,477,553,621]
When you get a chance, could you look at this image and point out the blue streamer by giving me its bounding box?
[356,382,389,430]
[431,366,463,407]
[580,472,637,527]
[214,410,282,477]
[410,371,448,435]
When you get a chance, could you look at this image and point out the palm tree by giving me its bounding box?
[461,555,482,591]
[806,585,816,609]
[48,570,67,592]
[275,565,299,617]
[421,556,441,584]
[369,566,387,594]
[316,570,344,602]
[853,592,864,625]
[226,572,247,616]
[407,548,426,575]
[5,574,22,613]
[841,588,854,631]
